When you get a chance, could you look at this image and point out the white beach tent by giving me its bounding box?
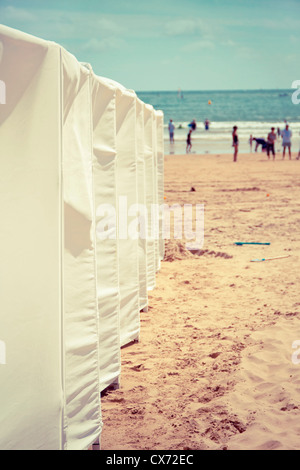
[156,110,165,264]
[109,80,140,347]
[0,26,101,450]
[0,23,164,451]
[62,49,101,450]
[152,110,160,273]
[89,70,121,392]
[143,104,156,291]
[136,97,148,311]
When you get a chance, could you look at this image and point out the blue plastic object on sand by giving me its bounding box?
[251,255,290,262]
[235,242,270,246]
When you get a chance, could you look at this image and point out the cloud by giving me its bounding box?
[221,39,236,47]
[289,35,299,44]
[282,52,299,64]
[165,19,201,36]
[0,6,122,41]
[48,13,121,41]
[181,39,215,51]
[94,18,121,35]
[257,17,300,30]
[235,45,258,60]
[2,6,36,22]
[164,17,216,39]
[80,36,125,52]
[160,55,181,65]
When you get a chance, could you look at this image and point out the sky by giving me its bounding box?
[0,0,300,91]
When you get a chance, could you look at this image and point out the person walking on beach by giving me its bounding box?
[267,127,276,160]
[186,129,192,153]
[232,126,238,162]
[168,119,175,143]
[281,124,292,159]
[204,119,210,130]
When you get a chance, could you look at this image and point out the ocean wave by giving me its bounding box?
[164,120,300,130]
[164,120,300,142]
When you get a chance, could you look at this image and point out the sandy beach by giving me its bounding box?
[100,151,300,451]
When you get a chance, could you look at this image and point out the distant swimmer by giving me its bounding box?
[204,119,210,130]
[232,126,239,162]
[186,129,192,153]
[168,119,175,143]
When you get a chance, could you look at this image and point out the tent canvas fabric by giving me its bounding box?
[136,97,148,311]
[0,26,102,450]
[143,104,156,291]
[152,111,160,273]
[90,72,121,392]
[61,49,102,451]
[0,25,64,451]
[114,83,140,347]
[0,24,164,450]
[156,110,165,263]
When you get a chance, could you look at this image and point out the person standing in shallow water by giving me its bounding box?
[168,119,175,143]
[281,124,292,160]
[267,127,276,160]
[232,126,239,162]
[186,129,192,153]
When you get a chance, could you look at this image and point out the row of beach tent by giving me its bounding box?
[0,25,164,450]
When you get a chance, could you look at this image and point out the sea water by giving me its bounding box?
[136,89,300,154]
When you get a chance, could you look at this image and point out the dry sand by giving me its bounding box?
[100,152,300,451]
